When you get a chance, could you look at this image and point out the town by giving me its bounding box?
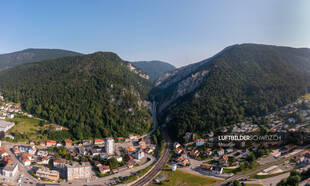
[163,95,310,186]
[0,94,160,185]
[2,95,310,186]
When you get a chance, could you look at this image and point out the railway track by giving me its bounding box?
[133,140,170,186]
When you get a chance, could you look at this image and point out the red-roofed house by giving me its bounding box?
[19,153,32,166]
[46,140,57,147]
[65,139,72,148]
[0,147,8,159]
[94,139,105,145]
[99,165,110,174]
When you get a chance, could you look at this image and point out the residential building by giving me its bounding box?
[38,156,50,165]
[129,134,138,141]
[46,140,57,147]
[66,162,91,180]
[196,139,205,146]
[90,149,99,157]
[174,142,181,149]
[53,158,66,168]
[65,139,73,148]
[94,139,105,146]
[3,156,13,163]
[125,146,136,154]
[94,161,103,168]
[177,156,189,167]
[212,166,223,175]
[7,114,14,119]
[36,167,59,181]
[175,147,183,155]
[20,145,37,155]
[37,150,48,157]
[134,149,145,160]
[78,147,87,156]
[200,164,213,172]
[226,148,233,153]
[189,150,199,158]
[204,149,213,156]
[219,155,228,165]
[138,140,147,150]
[217,148,225,156]
[99,165,110,174]
[19,153,31,166]
[105,137,114,155]
[117,137,124,142]
[12,146,20,155]
[2,162,18,177]
[0,147,8,159]
[145,146,155,154]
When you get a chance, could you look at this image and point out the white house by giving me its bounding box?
[7,114,14,119]
[134,149,145,160]
[217,148,225,156]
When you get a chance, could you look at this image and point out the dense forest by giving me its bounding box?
[0,52,152,139]
[151,44,310,141]
[0,48,81,70]
[132,60,176,81]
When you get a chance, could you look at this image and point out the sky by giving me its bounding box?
[1,0,310,67]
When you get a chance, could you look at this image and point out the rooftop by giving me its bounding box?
[3,162,17,171]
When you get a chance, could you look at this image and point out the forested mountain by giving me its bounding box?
[150,44,310,141]
[0,52,152,139]
[0,48,81,70]
[132,60,176,81]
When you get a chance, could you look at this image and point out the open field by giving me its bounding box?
[7,117,41,133]
[148,166,220,186]
[6,116,47,142]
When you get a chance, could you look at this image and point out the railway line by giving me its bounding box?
[132,101,171,186]
[133,139,170,186]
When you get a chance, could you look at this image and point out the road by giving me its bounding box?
[2,141,38,186]
[219,146,310,186]
[245,172,290,186]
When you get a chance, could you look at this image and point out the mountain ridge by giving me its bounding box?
[0,48,82,70]
[150,43,310,140]
[0,52,152,139]
[132,60,176,81]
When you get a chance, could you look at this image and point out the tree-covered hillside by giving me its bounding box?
[0,48,81,70]
[151,44,310,141]
[132,60,176,81]
[0,52,152,139]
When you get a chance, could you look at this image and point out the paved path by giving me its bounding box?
[244,172,289,186]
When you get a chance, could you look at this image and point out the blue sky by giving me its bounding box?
[1,0,310,67]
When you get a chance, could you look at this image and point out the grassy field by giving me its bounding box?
[148,166,220,186]
[223,168,238,174]
[7,117,41,133]
[5,116,47,142]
